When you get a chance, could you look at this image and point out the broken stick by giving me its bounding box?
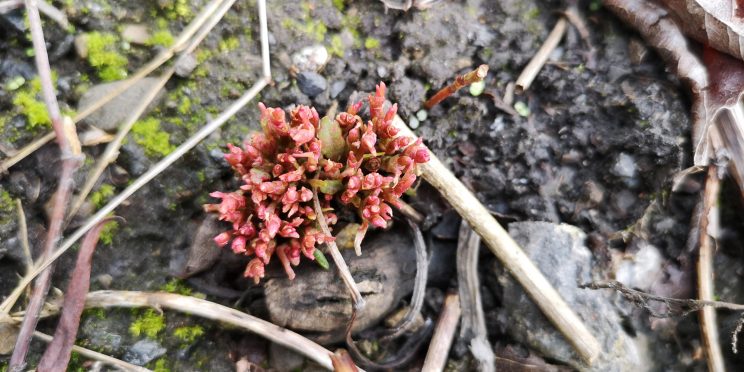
[393,115,601,365]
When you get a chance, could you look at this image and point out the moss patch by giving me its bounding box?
[151,358,170,372]
[12,75,51,130]
[130,309,166,339]
[85,32,128,81]
[146,30,175,47]
[364,37,380,49]
[98,220,118,245]
[174,325,204,343]
[131,117,176,157]
[90,184,115,209]
[160,279,192,295]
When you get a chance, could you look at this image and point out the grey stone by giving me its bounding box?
[175,53,198,78]
[291,45,329,72]
[612,153,637,179]
[330,80,346,98]
[296,71,327,97]
[269,343,305,371]
[497,221,648,371]
[124,339,166,366]
[77,78,166,132]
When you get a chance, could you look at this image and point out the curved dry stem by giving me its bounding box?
[311,186,366,310]
[33,331,151,372]
[81,291,348,371]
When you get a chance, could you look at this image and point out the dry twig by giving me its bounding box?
[33,331,151,372]
[0,0,272,314]
[80,291,351,371]
[9,1,82,368]
[515,17,567,94]
[456,222,494,372]
[379,218,428,340]
[38,219,117,370]
[424,65,488,109]
[392,115,601,364]
[312,186,366,310]
[696,165,724,371]
[422,292,461,372]
[67,68,175,219]
[0,0,231,173]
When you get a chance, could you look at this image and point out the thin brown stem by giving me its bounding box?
[424,65,488,109]
[9,0,81,369]
[697,165,724,372]
[312,186,366,310]
[422,292,461,371]
[515,17,567,94]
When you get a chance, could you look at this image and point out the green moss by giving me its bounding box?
[196,170,206,182]
[177,96,191,114]
[332,0,345,11]
[0,189,14,223]
[364,37,380,49]
[84,308,106,320]
[85,32,128,81]
[152,358,170,372]
[161,278,192,295]
[525,7,540,20]
[282,18,327,43]
[98,220,118,245]
[146,30,175,47]
[130,309,166,339]
[12,75,52,130]
[174,325,204,343]
[90,184,115,208]
[131,117,175,157]
[218,36,240,52]
[328,34,344,57]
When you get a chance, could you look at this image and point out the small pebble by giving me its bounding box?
[291,45,329,72]
[377,65,388,78]
[409,117,420,129]
[330,80,346,98]
[469,80,485,96]
[296,71,327,97]
[416,109,428,122]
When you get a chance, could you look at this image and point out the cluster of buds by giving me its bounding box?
[204,82,429,283]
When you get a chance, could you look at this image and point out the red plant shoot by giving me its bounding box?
[204,83,429,283]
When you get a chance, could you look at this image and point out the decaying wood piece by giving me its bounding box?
[696,166,724,372]
[392,115,601,365]
[456,222,495,372]
[422,292,461,372]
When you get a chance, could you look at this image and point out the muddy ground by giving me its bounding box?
[1,0,744,370]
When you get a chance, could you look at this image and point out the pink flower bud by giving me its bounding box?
[214,231,231,247]
[361,129,377,153]
[224,143,244,167]
[231,235,247,254]
[347,101,363,116]
[290,121,315,145]
[394,171,417,197]
[244,258,265,283]
[277,244,296,280]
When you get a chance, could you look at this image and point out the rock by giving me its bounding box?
[431,209,460,240]
[121,24,150,45]
[612,153,637,179]
[269,343,305,371]
[74,34,89,59]
[77,78,166,132]
[0,9,26,35]
[124,339,166,366]
[291,45,329,72]
[296,71,327,98]
[330,80,346,99]
[496,221,648,371]
[264,227,416,343]
[0,57,35,80]
[175,53,198,77]
[178,214,223,278]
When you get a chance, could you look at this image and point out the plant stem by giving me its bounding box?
[311,186,366,310]
[9,1,81,369]
[424,65,488,109]
[514,17,567,94]
[392,115,601,365]
[422,292,461,371]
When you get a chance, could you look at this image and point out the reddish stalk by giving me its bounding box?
[424,64,488,109]
[9,0,81,369]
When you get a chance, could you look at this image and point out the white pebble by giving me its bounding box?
[409,117,420,129]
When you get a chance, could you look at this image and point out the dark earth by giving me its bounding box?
[1,0,744,371]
